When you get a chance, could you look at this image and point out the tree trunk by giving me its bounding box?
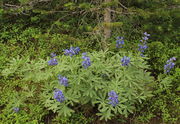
[103,0,111,50]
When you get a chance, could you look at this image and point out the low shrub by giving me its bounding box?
[1,49,153,122]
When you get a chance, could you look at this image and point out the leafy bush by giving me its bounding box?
[136,68,180,123]
[1,50,153,122]
[0,0,179,123]
[147,41,179,74]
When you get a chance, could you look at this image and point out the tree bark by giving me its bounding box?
[103,0,111,50]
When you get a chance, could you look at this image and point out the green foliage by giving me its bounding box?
[0,78,48,123]
[1,50,153,122]
[136,68,180,123]
[0,0,179,123]
[52,112,94,124]
[147,41,179,74]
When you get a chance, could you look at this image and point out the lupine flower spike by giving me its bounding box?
[50,53,57,58]
[58,75,68,87]
[13,107,20,113]
[138,32,150,57]
[108,91,119,107]
[48,53,58,65]
[48,58,58,65]
[54,89,65,103]
[164,57,176,73]
[116,36,124,48]
[82,52,91,69]
[121,56,130,66]
[64,47,80,57]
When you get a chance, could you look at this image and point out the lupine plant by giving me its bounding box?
[138,32,150,57]
[121,56,130,66]
[13,107,20,113]
[64,47,80,57]
[116,36,124,48]
[58,75,69,87]
[2,49,153,120]
[82,52,91,69]
[164,57,176,73]
[48,53,58,65]
[54,89,66,103]
[108,91,119,107]
[50,53,57,58]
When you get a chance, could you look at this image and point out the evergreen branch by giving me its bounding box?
[118,2,128,10]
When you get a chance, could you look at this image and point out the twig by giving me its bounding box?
[118,2,128,10]
[4,4,21,8]
[108,8,134,15]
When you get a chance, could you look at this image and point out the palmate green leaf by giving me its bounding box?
[82,87,97,98]
[127,106,134,114]
[98,101,106,110]
[159,76,173,90]
[94,82,105,91]
[58,105,74,117]
[99,105,108,113]
[1,66,18,76]
[119,98,128,104]
[22,70,53,82]
[23,86,36,98]
[98,109,113,121]
[2,56,30,76]
[49,102,61,113]
[65,90,81,103]
[119,103,127,109]
[123,109,128,118]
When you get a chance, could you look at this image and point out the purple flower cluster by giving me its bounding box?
[121,56,130,66]
[164,57,176,73]
[58,75,68,87]
[50,53,57,58]
[82,53,91,69]
[108,91,119,107]
[48,58,58,65]
[64,47,80,57]
[54,89,65,103]
[142,32,150,40]
[138,32,150,57]
[138,44,148,53]
[116,36,124,48]
[48,53,58,65]
[13,107,20,113]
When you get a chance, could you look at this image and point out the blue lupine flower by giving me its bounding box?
[144,32,150,36]
[121,56,130,66]
[74,47,80,54]
[64,47,80,57]
[138,32,150,57]
[48,58,58,65]
[13,107,20,113]
[82,52,87,56]
[116,36,124,48]
[108,91,119,107]
[82,53,91,69]
[58,75,68,87]
[138,44,148,53]
[167,57,176,62]
[140,53,145,57]
[164,57,176,73]
[54,89,65,103]
[50,53,57,58]
[142,32,150,41]
[138,43,148,57]
[142,36,148,41]
[64,49,71,56]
